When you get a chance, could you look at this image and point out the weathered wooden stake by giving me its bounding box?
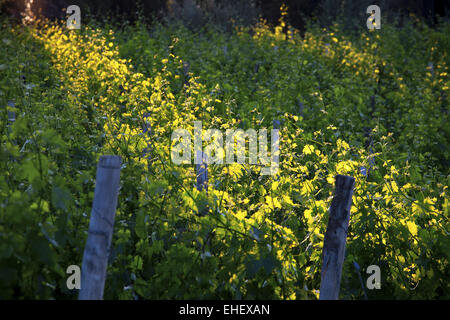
[273,119,280,130]
[297,99,304,118]
[8,111,15,123]
[319,174,355,300]
[7,101,16,124]
[79,155,122,300]
[254,62,260,74]
[183,61,190,88]
[142,112,152,171]
[361,96,376,177]
[195,150,209,217]
[271,119,280,179]
[196,150,208,193]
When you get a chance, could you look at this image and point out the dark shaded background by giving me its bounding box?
[1,0,449,29]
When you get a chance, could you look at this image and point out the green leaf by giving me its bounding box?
[20,158,40,183]
[30,234,55,267]
[246,254,278,277]
[41,129,66,150]
[51,183,72,211]
[135,210,147,239]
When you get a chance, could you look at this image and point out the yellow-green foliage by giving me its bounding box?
[0,7,448,299]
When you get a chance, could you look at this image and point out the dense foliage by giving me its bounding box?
[0,7,448,299]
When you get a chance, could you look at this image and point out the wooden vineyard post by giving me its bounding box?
[196,150,208,193]
[272,120,280,178]
[297,99,304,118]
[361,95,376,177]
[7,101,16,123]
[195,150,209,217]
[142,112,152,172]
[7,101,16,130]
[183,61,190,89]
[319,174,355,300]
[273,119,280,129]
[79,155,122,300]
[6,101,16,150]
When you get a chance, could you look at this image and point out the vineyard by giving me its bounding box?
[0,5,449,300]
